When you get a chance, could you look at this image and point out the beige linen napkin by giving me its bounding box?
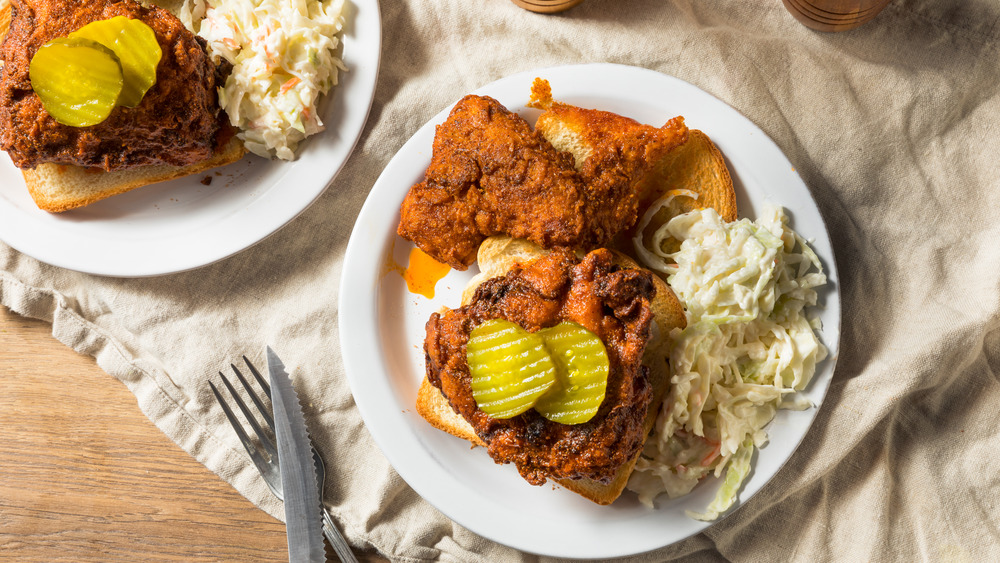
[2,0,999,560]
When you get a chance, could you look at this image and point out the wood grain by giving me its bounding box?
[0,306,293,562]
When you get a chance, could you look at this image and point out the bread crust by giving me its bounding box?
[21,135,245,212]
[530,79,738,269]
[636,129,737,222]
[530,78,735,224]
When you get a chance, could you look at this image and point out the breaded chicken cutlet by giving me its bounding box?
[423,248,659,486]
[397,94,688,270]
[0,0,229,171]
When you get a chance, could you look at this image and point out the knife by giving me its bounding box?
[267,346,326,563]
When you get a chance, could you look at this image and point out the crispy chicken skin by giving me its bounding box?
[0,0,226,170]
[424,248,657,485]
[397,94,688,270]
[398,95,587,269]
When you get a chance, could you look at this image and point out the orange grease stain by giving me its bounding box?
[403,247,450,299]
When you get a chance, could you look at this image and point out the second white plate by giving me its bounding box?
[0,0,381,277]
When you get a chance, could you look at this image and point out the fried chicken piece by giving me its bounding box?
[0,0,227,170]
[398,95,587,269]
[424,248,657,485]
[397,93,688,270]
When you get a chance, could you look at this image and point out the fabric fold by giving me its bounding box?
[2,0,999,561]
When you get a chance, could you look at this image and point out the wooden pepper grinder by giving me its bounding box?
[511,0,584,14]
[782,0,893,32]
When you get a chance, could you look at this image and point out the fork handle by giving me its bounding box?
[322,508,359,563]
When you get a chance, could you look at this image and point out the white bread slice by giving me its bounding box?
[0,3,246,213]
[635,129,737,223]
[623,129,737,259]
[529,78,735,223]
[416,237,686,505]
[529,79,737,266]
[22,135,245,212]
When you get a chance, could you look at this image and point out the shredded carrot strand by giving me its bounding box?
[701,446,721,466]
[281,77,301,94]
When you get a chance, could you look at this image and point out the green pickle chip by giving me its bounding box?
[467,320,557,419]
[534,322,609,424]
[29,37,124,127]
[70,16,162,108]
[467,319,610,424]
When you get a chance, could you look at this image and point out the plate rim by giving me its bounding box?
[0,0,382,277]
[339,62,841,558]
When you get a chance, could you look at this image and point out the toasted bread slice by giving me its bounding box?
[417,378,485,447]
[22,135,245,212]
[0,2,246,213]
[529,78,688,178]
[529,78,735,222]
[416,236,685,505]
[621,129,737,260]
[635,129,736,222]
[460,236,553,305]
[529,78,737,268]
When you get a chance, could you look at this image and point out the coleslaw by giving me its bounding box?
[626,204,827,520]
[180,0,347,160]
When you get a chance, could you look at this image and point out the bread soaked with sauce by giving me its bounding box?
[529,78,738,264]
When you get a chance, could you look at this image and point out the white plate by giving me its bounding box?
[340,63,841,559]
[0,0,381,277]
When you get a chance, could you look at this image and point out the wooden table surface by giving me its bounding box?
[0,306,375,562]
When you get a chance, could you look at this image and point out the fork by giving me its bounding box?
[210,356,358,563]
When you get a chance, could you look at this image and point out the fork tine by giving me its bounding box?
[243,355,271,400]
[210,380,283,499]
[216,356,355,561]
[218,371,278,461]
[231,362,275,432]
[210,380,267,465]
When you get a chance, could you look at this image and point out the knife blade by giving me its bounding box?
[267,346,326,563]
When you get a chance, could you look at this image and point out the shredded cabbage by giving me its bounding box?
[188,0,347,160]
[631,189,700,274]
[687,437,754,521]
[627,204,828,519]
[177,0,207,31]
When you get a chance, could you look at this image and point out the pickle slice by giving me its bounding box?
[468,319,557,419]
[534,322,610,424]
[70,16,161,107]
[29,38,123,127]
